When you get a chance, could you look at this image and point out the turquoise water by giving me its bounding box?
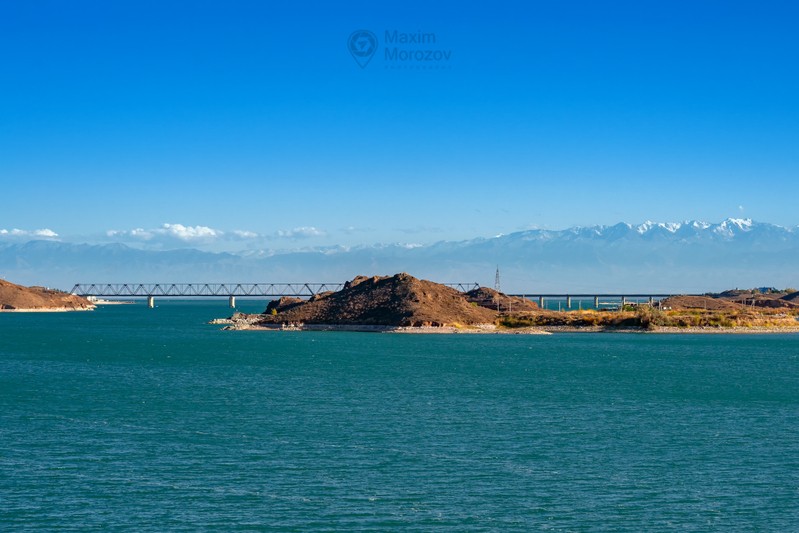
[2,301,798,531]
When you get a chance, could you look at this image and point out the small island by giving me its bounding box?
[0,279,95,312]
[215,273,799,333]
[215,273,540,333]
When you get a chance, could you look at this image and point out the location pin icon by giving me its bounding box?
[348,30,378,68]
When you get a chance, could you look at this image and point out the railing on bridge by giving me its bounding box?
[508,293,677,310]
[70,281,483,308]
[70,282,347,298]
[72,283,676,311]
[70,282,482,298]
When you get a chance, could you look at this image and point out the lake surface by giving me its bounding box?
[2,301,798,531]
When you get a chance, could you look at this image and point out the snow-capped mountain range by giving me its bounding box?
[493,218,781,241]
[1,219,797,293]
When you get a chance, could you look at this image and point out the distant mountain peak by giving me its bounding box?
[1,218,797,292]
[635,221,682,234]
[714,218,754,235]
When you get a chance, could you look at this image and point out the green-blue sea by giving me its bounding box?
[2,301,798,531]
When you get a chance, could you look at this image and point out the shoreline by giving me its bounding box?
[0,306,96,313]
[215,321,551,334]
[649,325,799,334]
[212,320,799,335]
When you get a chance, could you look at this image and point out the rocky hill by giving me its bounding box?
[256,273,500,327]
[783,291,799,302]
[659,295,747,311]
[0,279,94,311]
[464,287,539,313]
[661,289,799,310]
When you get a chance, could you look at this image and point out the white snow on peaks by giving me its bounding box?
[629,218,757,237]
[636,221,682,234]
[714,218,754,236]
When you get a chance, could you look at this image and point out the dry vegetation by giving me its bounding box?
[498,305,799,331]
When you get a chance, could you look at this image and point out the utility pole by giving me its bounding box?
[494,266,501,313]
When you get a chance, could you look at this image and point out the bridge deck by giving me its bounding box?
[510,294,676,298]
[71,282,482,297]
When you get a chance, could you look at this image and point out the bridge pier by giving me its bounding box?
[538,296,544,308]
[229,296,236,308]
[594,296,599,308]
[147,296,155,309]
[566,295,572,309]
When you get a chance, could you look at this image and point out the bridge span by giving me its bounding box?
[510,293,677,310]
[70,283,676,310]
[70,282,482,308]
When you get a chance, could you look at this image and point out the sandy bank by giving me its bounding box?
[217,322,553,334]
[533,325,799,334]
[649,326,799,334]
[0,306,96,313]
[214,319,799,335]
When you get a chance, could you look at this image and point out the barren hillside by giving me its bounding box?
[257,273,499,327]
[0,279,94,311]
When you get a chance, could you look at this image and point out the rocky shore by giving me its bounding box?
[219,321,552,334]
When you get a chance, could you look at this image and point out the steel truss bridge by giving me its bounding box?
[70,283,674,310]
[71,282,349,298]
[70,282,483,307]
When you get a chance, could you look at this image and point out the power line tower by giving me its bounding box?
[495,266,501,292]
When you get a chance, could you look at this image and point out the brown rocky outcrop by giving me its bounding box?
[264,296,304,314]
[662,290,799,310]
[783,291,799,302]
[465,287,539,312]
[256,273,498,327]
[0,279,94,311]
[659,295,745,311]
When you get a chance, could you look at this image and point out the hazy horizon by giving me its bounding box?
[3,217,797,293]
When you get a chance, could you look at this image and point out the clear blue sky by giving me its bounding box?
[1,0,797,251]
